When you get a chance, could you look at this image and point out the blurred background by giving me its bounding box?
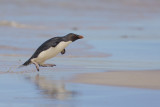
[0,0,160,107]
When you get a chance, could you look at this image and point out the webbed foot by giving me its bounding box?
[40,64,56,67]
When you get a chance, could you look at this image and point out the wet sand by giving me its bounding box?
[71,70,160,90]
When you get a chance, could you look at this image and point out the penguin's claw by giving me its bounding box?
[36,67,39,71]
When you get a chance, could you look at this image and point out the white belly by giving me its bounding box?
[33,41,72,64]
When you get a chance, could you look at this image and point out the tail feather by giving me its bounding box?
[23,59,31,66]
[19,59,31,68]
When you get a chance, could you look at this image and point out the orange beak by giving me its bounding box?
[78,35,84,39]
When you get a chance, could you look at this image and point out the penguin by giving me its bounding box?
[21,33,84,71]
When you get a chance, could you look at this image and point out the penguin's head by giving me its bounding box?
[65,33,84,42]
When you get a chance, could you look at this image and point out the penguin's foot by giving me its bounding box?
[34,63,39,71]
[31,60,40,71]
[40,64,56,67]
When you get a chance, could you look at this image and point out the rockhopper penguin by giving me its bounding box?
[21,33,84,71]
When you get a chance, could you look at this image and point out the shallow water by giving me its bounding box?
[1,73,160,107]
[0,0,160,107]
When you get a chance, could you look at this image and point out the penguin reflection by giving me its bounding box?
[27,74,76,100]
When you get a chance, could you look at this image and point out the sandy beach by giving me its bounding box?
[71,70,160,90]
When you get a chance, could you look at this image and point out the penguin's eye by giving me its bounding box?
[76,35,79,38]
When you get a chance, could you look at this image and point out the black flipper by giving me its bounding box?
[61,49,65,55]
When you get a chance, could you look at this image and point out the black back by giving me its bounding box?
[30,37,63,59]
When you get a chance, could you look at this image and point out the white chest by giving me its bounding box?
[35,41,72,63]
